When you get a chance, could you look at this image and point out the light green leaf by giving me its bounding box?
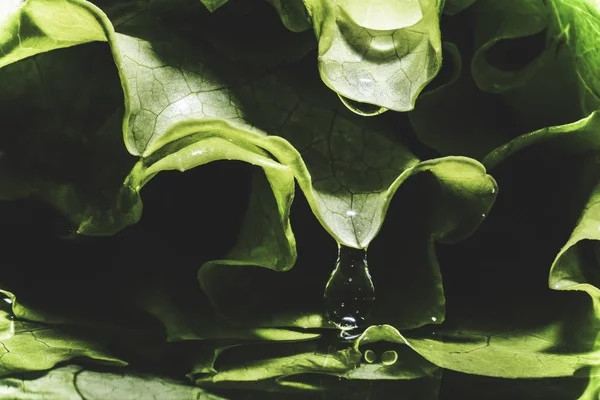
[1,0,495,257]
[198,157,496,330]
[195,374,441,399]
[302,0,443,113]
[405,323,600,378]
[0,365,223,400]
[350,325,439,379]
[1,0,495,344]
[400,111,600,379]
[409,35,586,159]
[0,292,124,378]
[580,360,600,400]
[199,0,229,13]
[549,159,600,318]
[0,41,140,235]
[0,0,109,69]
[408,42,515,159]
[549,0,600,112]
[98,0,495,251]
[194,325,438,384]
[482,111,600,169]
[470,0,551,93]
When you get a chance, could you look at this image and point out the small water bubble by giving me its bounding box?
[431,316,437,322]
[364,349,376,364]
[341,302,345,308]
[381,350,398,366]
[348,278,353,282]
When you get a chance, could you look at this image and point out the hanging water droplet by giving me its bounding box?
[324,245,375,331]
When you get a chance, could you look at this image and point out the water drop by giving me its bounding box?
[363,349,376,364]
[381,350,398,366]
[324,245,375,331]
[431,316,437,322]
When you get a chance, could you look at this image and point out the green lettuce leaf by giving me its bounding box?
[199,0,229,13]
[549,0,600,113]
[0,41,140,234]
[0,291,125,377]
[1,0,496,255]
[0,0,109,69]
[301,0,443,114]
[198,158,496,330]
[470,0,550,93]
[405,321,600,378]
[485,112,600,317]
[7,0,593,394]
[0,364,222,399]
[408,1,588,159]
[194,325,438,384]
[403,112,600,379]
